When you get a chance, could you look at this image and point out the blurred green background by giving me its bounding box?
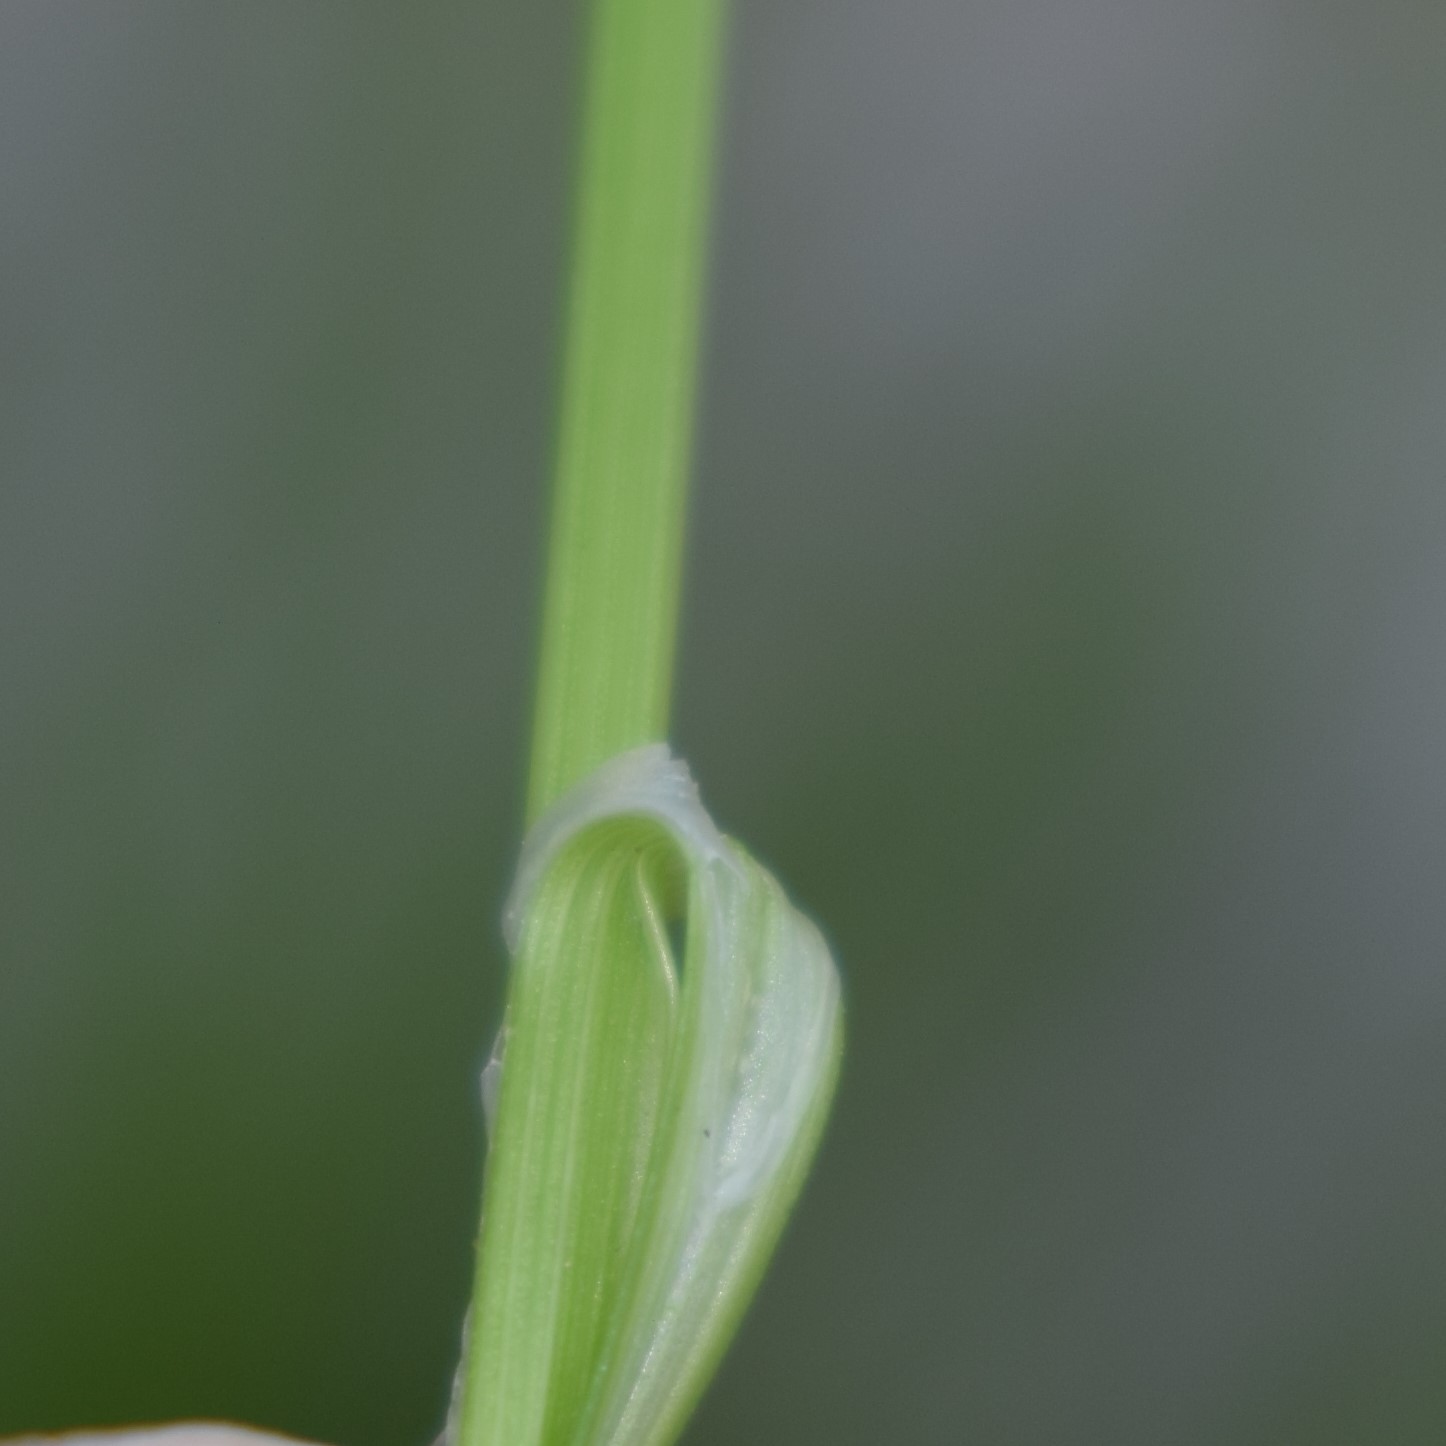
[5,3,1446,1443]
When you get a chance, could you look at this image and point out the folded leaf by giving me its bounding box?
[455,745,843,1446]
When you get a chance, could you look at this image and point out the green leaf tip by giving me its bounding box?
[453,745,844,1446]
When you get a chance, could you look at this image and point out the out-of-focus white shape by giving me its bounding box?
[3,1426,325,1446]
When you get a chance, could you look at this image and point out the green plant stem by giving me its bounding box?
[455,4,727,1443]
[525,0,727,822]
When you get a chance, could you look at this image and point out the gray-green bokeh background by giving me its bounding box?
[5,3,1446,1443]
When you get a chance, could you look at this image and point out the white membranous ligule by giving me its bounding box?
[465,745,843,1446]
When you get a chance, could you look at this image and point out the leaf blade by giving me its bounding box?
[459,747,843,1446]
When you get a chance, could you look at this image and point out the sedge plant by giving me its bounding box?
[448,0,842,1441]
[8,3,840,1445]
